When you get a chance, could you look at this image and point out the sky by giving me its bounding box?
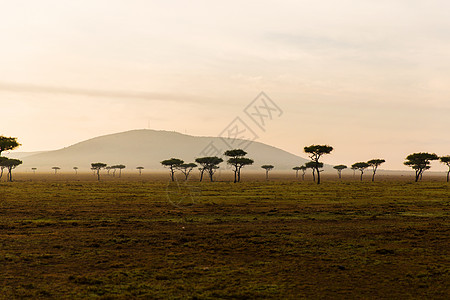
[0,0,449,170]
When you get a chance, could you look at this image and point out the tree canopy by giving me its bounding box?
[178,163,197,180]
[333,165,347,179]
[0,158,22,181]
[0,136,20,156]
[91,162,107,181]
[367,159,385,182]
[439,155,450,182]
[161,158,184,181]
[195,156,223,182]
[224,149,253,183]
[261,164,274,180]
[351,162,369,181]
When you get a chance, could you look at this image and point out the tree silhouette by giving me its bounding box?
[91,163,107,181]
[351,165,357,177]
[2,158,22,182]
[304,145,333,184]
[440,156,450,182]
[161,158,184,181]
[305,161,323,182]
[52,167,61,175]
[367,159,385,182]
[292,166,301,179]
[178,163,197,180]
[0,136,20,156]
[224,149,254,183]
[106,166,112,175]
[261,165,274,180]
[31,167,37,174]
[404,153,439,182]
[136,166,144,175]
[352,162,369,181]
[115,165,126,178]
[73,167,78,175]
[299,165,307,181]
[195,156,223,182]
[333,165,347,179]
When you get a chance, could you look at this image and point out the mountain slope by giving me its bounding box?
[19,129,317,171]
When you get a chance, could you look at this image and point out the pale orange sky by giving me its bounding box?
[0,0,449,170]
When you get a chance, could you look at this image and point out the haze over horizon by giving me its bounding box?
[1,1,449,171]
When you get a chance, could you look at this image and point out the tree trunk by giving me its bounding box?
[170,167,174,182]
[447,170,449,182]
[8,167,12,182]
[233,168,237,183]
[96,170,100,181]
[360,170,363,181]
[237,168,241,182]
[312,169,316,182]
[316,167,320,184]
[209,169,214,182]
[199,169,204,182]
[295,170,298,178]
[265,170,269,180]
[302,172,305,181]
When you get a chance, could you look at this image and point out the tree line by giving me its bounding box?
[1,136,449,183]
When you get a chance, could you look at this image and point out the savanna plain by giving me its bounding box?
[0,173,449,299]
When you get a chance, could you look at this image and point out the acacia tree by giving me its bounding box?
[161,158,184,181]
[367,159,385,182]
[304,145,333,184]
[112,164,126,178]
[0,136,20,156]
[195,156,223,182]
[224,149,254,183]
[91,162,107,181]
[292,166,301,178]
[404,152,439,182]
[299,165,307,181]
[136,166,144,175]
[31,167,37,174]
[2,158,22,182]
[261,165,274,180]
[351,165,357,177]
[178,163,197,180]
[305,161,323,182]
[73,167,78,175]
[52,167,61,174]
[352,162,369,181]
[440,156,450,182]
[333,165,347,179]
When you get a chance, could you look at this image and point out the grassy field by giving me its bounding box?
[0,177,449,299]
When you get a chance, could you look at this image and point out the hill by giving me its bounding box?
[17,129,319,172]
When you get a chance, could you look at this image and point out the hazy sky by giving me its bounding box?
[1,0,449,170]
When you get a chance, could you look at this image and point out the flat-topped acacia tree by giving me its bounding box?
[161,158,184,181]
[304,145,333,184]
[333,165,347,179]
[73,167,78,175]
[136,166,144,175]
[367,159,385,182]
[440,156,450,182]
[224,149,254,183]
[352,162,369,181]
[112,164,126,178]
[0,136,20,156]
[31,167,37,174]
[261,165,274,180]
[2,158,22,182]
[52,167,61,175]
[195,156,223,182]
[91,163,107,181]
[404,152,439,182]
[292,166,301,178]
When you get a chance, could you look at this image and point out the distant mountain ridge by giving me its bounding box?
[17,129,321,171]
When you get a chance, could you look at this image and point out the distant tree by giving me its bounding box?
[404,152,439,182]
[115,164,126,178]
[304,145,333,184]
[333,165,347,179]
[305,161,323,182]
[261,165,274,180]
[178,163,197,180]
[0,136,20,156]
[352,162,369,181]
[299,165,307,181]
[195,156,223,182]
[91,162,107,181]
[2,158,22,182]
[52,167,61,175]
[136,166,144,175]
[105,166,111,175]
[198,167,205,182]
[161,158,184,181]
[351,165,357,177]
[31,167,37,174]
[367,159,385,182]
[224,149,254,183]
[292,166,301,179]
[73,167,78,175]
[440,156,450,182]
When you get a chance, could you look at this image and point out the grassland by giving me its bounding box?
[0,176,449,299]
